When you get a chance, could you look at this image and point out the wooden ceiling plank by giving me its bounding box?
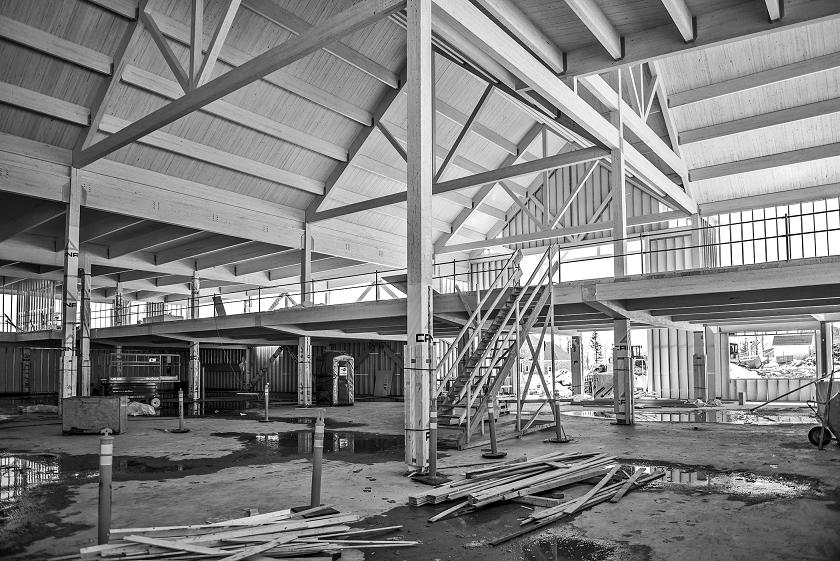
[0,15,112,74]
[81,216,147,244]
[0,204,66,243]
[0,82,89,126]
[122,65,346,161]
[196,0,242,86]
[195,242,287,270]
[242,0,399,88]
[149,9,371,125]
[98,115,324,195]
[681,97,840,145]
[140,10,191,92]
[84,0,138,20]
[563,0,840,78]
[563,0,622,60]
[155,235,250,265]
[670,50,840,108]
[690,142,840,182]
[107,224,199,259]
[75,0,405,168]
[474,0,565,74]
[659,0,695,42]
[75,8,145,153]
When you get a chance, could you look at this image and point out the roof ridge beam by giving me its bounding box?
[74,0,405,167]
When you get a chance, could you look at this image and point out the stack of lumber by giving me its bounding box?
[408,451,665,544]
[56,506,416,560]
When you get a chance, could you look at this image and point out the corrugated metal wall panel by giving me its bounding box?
[501,163,670,252]
[647,328,694,399]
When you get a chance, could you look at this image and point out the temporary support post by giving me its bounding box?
[482,401,507,458]
[404,0,433,470]
[79,262,91,396]
[298,336,313,406]
[98,428,114,545]
[190,271,200,319]
[259,382,272,422]
[612,319,633,424]
[691,331,707,401]
[60,168,82,409]
[571,335,582,395]
[301,223,313,305]
[171,389,190,433]
[515,304,522,431]
[610,71,628,277]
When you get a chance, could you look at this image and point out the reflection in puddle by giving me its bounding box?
[562,409,814,424]
[523,534,651,561]
[1,454,61,517]
[252,431,402,456]
[620,461,821,502]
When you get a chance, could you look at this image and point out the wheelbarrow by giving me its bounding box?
[807,378,840,447]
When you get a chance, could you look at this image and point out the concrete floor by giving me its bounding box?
[1,401,839,560]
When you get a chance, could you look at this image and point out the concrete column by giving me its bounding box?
[189,341,200,415]
[301,223,313,305]
[79,262,92,396]
[610,71,628,278]
[190,271,200,319]
[691,330,706,401]
[817,322,834,377]
[571,335,582,395]
[297,336,312,406]
[404,0,433,469]
[60,169,82,406]
[612,319,633,424]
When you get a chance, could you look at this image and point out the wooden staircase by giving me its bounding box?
[434,247,560,449]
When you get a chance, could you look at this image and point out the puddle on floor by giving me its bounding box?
[215,430,402,457]
[561,409,814,425]
[522,534,652,561]
[619,459,822,504]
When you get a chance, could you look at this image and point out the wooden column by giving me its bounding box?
[691,331,706,401]
[404,0,433,469]
[297,336,313,406]
[570,335,582,395]
[60,169,82,406]
[79,261,92,396]
[190,270,200,319]
[301,223,313,305]
[689,214,703,269]
[612,319,633,424]
[610,71,628,277]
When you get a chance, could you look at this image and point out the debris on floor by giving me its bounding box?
[408,451,664,545]
[59,505,416,560]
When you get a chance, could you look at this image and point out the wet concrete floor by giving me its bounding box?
[561,409,816,424]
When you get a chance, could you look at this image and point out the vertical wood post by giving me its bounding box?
[571,335,582,395]
[301,223,313,305]
[404,0,433,470]
[610,71,628,277]
[60,168,82,407]
[189,341,200,415]
[190,271,200,319]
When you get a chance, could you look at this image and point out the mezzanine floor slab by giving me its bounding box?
[1,400,838,561]
[63,255,840,346]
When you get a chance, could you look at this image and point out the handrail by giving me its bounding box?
[433,249,522,391]
[444,245,552,407]
[456,247,558,410]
